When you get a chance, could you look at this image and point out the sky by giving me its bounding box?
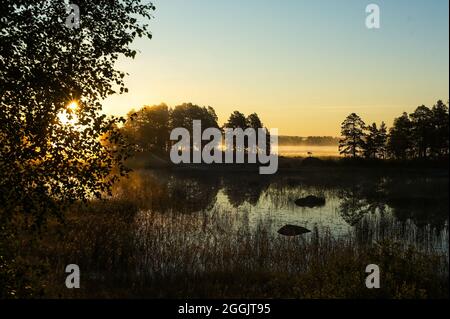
[102,0,449,136]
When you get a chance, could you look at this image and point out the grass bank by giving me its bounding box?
[5,198,447,299]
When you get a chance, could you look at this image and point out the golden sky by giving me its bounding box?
[102,0,449,136]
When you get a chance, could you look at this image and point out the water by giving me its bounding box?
[113,168,449,255]
[277,145,340,157]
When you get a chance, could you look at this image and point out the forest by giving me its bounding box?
[118,100,449,162]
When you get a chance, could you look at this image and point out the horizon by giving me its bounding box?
[102,0,449,136]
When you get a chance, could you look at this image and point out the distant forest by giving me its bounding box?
[119,100,449,161]
[119,103,339,154]
[278,136,339,146]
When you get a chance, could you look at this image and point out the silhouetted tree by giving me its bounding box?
[376,122,388,159]
[170,103,219,131]
[224,111,248,129]
[387,112,413,160]
[222,111,247,156]
[430,100,449,157]
[0,0,155,228]
[246,113,269,155]
[364,123,379,159]
[170,103,219,160]
[339,113,366,158]
[0,0,155,297]
[387,102,449,160]
[246,113,263,129]
[363,122,388,159]
[223,111,271,157]
[123,104,170,154]
[409,105,434,159]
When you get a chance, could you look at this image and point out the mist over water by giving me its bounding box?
[277,145,340,157]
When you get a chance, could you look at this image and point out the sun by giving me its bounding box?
[67,100,79,112]
[58,100,79,125]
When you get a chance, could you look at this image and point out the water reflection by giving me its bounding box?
[338,180,388,226]
[113,169,449,253]
[222,174,271,207]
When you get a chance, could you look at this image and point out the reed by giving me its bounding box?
[20,198,447,299]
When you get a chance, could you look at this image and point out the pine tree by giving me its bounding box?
[388,112,413,159]
[364,123,378,159]
[339,113,366,158]
[376,122,388,159]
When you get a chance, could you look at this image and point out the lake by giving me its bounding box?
[113,168,449,255]
[277,145,340,157]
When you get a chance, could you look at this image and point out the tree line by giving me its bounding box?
[339,100,449,160]
[121,103,269,155]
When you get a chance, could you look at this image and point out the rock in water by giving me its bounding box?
[277,224,311,236]
[294,195,326,208]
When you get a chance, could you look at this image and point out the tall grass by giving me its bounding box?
[22,199,448,299]
[3,168,448,299]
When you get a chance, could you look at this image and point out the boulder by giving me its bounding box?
[294,195,325,208]
[277,224,311,236]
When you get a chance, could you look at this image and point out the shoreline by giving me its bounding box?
[125,152,450,174]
